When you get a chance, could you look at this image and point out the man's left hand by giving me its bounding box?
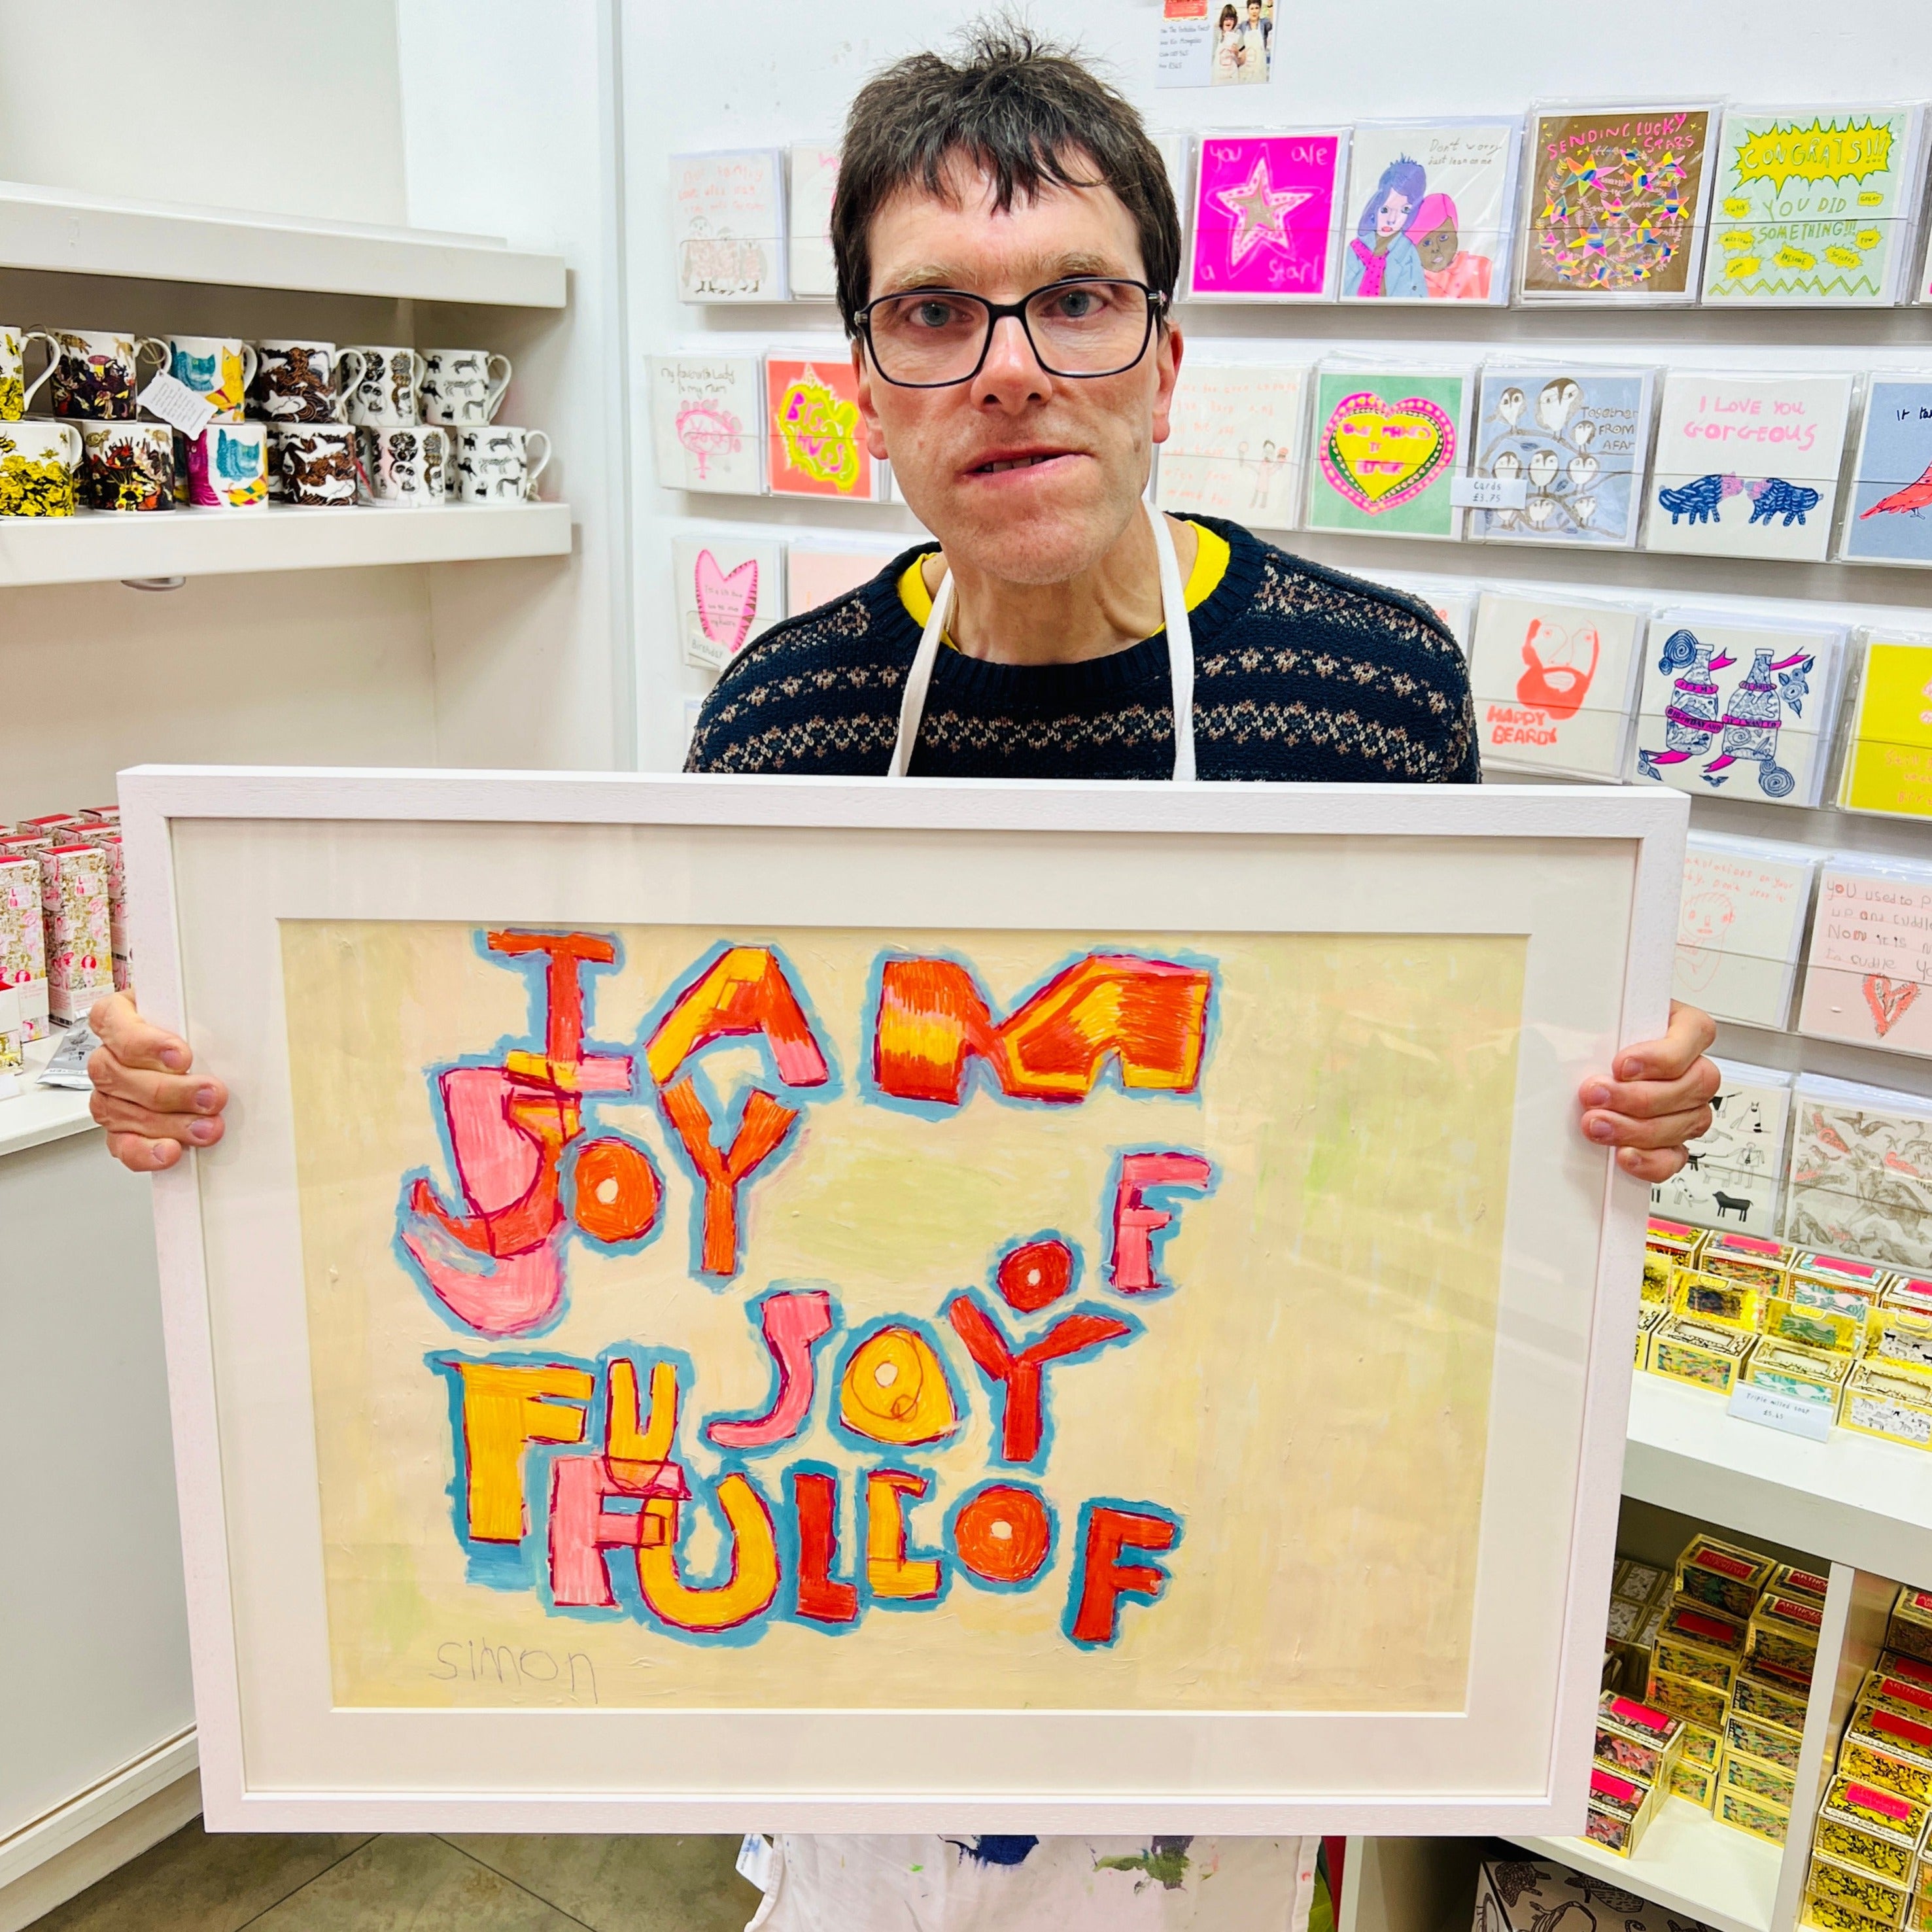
[1578,1001,1721,1184]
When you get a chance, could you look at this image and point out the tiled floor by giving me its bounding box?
[27,1823,759,1931]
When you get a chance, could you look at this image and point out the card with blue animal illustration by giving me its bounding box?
[1471,362,1656,547]
[1840,378,1932,566]
[1644,371,1856,564]
[1651,1058,1794,1237]
[1630,610,1847,808]
[1338,121,1520,305]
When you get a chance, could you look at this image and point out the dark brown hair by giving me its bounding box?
[831,21,1181,336]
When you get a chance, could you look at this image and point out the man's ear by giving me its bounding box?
[852,337,891,461]
[1148,321,1184,447]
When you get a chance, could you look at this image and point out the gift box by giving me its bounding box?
[1718,1784,1791,1843]
[1842,1703,1932,1805]
[1844,1365,1932,1451]
[1747,1339,1851,1416]
[1647,1664,1729,1731]
[1891,1591,1932,1665]
[1672,1756,1719,1806]
[1734,1661,1814,1730]
[1672,1267,1765,1330]
[1636,1302,1667,1368]
[1888,1278,1932,1320]
[1864,1670,1932,1725]
[1657,1597,1751,1694]
[1804,1883,1899,1932]
[1651,1317,1757,1396]
[1869,1311,1932,1379]
[1766,1295,1867,1354]
[1682,1719,1723,1768]
[1647,1215,1708,1264]
[39,841,112,1027]
[1751,1591,1825,1678]
[1814,1776,1928,1884]
[1700,1230,1797,1291]
[1772,1562,1832,1605]
[1727,1705,1805,1771]
[1585,1763,1659,1857]
[1879,1652,1932,1693]
[1595,1691,1685,1783]
[1795,1252,1895,1298]
[1719,1742,1797,1811]
[1643,1251,1675,1303]
[1808,1855,1910,1930]
[0,852,48,1043]
[1676,1534,1776,1620]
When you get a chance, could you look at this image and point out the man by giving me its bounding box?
[89,25,1716,1932]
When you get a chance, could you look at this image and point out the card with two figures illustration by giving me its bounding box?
[1651,1059,1795,1239]
[670,150,787,303]
[1472,363,1656,548]
[1155,361,1313,528]
[1338,120,1520,305]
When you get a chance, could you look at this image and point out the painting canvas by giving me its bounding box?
[787,145,840,301]
[1799,857,1932,1060]
[1840,380,1932,567]
[1188,132,1348,300]
[1838,634,1932,818]
[1785,1075,1932,1271]
[1470,364,1656,547]
[1702,106,1925,306]
[1650,1059,1793,1237]
[1644,371,1855,565]
[1303,365,1473,542]
[1467,591,1646,781]
[1629,612,1847,809]
[126,772,1673,1831]
[765,356,881,502]
[1339,120,1519,304]
[671,535,784,674]
[1519,103,1717,302]
[670,150,786,303]
[1674,835,1817,1031]
[785,545,900,617]
[650,355,763,496]
[1154,361,1312,527]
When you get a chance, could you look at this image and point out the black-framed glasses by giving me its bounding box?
[857,277,1165,388]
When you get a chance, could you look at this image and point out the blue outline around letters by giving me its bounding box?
[1060,1495,1185,1650]
[990,1229,1083,1307]
[944,1479,1058,1595]
[856,1460,952,1614]
[1100,1145,1219,1302]
[699,1283,845,1454]
[826,1313,968,1454]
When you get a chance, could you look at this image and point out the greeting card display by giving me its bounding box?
[1643,370,1856,564]
[1651,1059,1794,1237]
[1785,1075,1932,1271]
[1466,590,1646,780]
[1187,131,1348,300]
[1702,106,1926,306]
[1155,360,1312,526]
[1519,103,1717,302]
[764,356,882,501]
[788,145,840,302]
[670,150,787,303]
[785,545,901,617]
[1629,612,1847,808]
[1799,856,1932,1059]
[1471,362,1657,548]
[1838,632,1932,818]
[1674,835,1818,1030]
[1840,378,1932,566]
[1338,120,1519,304]
[1303,363,1472,542]
[672,535,784,674]
[651,355,763,495]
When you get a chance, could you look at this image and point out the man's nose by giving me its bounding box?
[973,313,1051,405]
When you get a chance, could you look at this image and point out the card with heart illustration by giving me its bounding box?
[672,534,784,672]
[765,354,882,500]
[1784,1073,1932,1271]
[1339,120,1520,305]
[1155,360,1312,528]
[1470,362,1656,548]
[1303,364,1474,540]
[1838,632,1932,817]
[785,543,902,617]
[1839,379,1932,567]
[1466,589,1646,780]
[1629,610,1848,809]
[1799,856,1932,1059]
[651,354,764,495]
[1675,833,1818,1029]
[1187,131,1349,300]
[1651,1058,1794,1238]
[1644,370,1857,564]
[671,149,787,302]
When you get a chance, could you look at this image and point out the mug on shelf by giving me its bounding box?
[453,425,551,503]
[80,421,175,512]
[250,339,341,423]
[419,349,513,426]
[269,423,356,506]
[43,330,167,419]
[167,336,258,423]
[169,430,190,504]
[357,424,447,506]
[0,327,58,421]
[339,345,426,426]
[0,420,82,515]
[186,421,269,509]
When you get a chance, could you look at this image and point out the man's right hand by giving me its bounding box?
[87,992,229,1173]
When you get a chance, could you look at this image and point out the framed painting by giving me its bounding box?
[120,769,1684,1835]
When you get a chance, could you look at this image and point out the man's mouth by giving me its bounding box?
[969,449,1078,476]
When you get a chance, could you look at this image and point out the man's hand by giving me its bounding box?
[87,992,228,1173]
[1578,1001,1720,1184]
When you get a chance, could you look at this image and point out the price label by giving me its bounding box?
[1727,1381,1834,1443]
[137,372,216,440]
[735,1833,775,1890]
[1450,475,1528,510]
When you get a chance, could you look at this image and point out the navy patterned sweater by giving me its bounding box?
[685,516,1479,783]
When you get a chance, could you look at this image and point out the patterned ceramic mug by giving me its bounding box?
[453,425,551,502]
[250,339,341,423]
[0,326,58,421]
[269,423,356,506]
[80,421,175,511]
[357,424,447,506]
[167,336,258,423]
[0,419,82,514]
[186,421,270,509]
[339,345,427,426]
[42,330,168,419]
[419,349,513,426]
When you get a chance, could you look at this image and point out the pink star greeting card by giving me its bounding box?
[1188,132,1349,300]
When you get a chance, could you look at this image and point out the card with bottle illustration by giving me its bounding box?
[1155,361,1312,527]
[1338,120,1519,304]
[1303,364,1472,540]
[1466,589,1646,779]
[1471,362,1655,547]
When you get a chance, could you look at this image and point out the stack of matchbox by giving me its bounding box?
[0,804,124,1078]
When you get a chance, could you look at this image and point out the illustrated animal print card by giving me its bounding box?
[1651,1059,1794,1237]
[1785,1074,1932,1271]
[1644,370,1857,564]
[1472,362,1657,548]
[1702,106,1926,306]
[1188,131,1349,300]
[670,150,787,302]
[1630,611,1847,808]
[1841,379,1932,566]
[1303,363,1474,541]
[672,534,784,673]
[1338,120,1519,305]
[1519,103,1718,302]
[1838,632,1932,818]
[1466,589,1646,780]
[1155,361,1313,528]
[651,354,763,495]
[785,544,901,617]
[787,145,840,302]
[1799,857,1932,1060]
[1675,834,1818,1030]
[764,356,883,501]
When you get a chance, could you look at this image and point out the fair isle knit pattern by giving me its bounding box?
[685,516,1479,783]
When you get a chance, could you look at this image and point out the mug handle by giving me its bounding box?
[406,349,429,398]
[334,349,366,421]
[135,336,169,375]
[56,423,82,470]
[521,430,551,501]
[239,343,260,396]
[20,329,60,411]
[485,353,513,423]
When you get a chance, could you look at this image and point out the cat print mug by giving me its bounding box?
[419,349,513,426]
[167,336,258,423]
[43,330,167,419]
[0,327,58,421]
[339,345,427,426]
[453,425,551,502]
[186,421,270,509]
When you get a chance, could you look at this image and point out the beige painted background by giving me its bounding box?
[281,919,1523,1713]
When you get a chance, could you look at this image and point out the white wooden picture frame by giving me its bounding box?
[122,768,1684,1835]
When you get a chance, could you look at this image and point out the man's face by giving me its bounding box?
[853,158,1181,587]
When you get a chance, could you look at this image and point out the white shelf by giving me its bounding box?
[0,501,573,586]
[1511,1798,1784,1932]
[0,180,564,307]
[1625,1370,1932,1589]
[0,1034,96,1160]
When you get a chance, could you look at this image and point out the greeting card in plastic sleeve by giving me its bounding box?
[764,356,883,502]
[670,150,787,302]
[1838,632,1932,817]
[1338,120,1519,305]
[651,355,763,496]
[1155,360,1311,528]
[1674,835,1818,1029]
[1840,379,1932,566]
[1799,857,1932,1059]
[1651,1059,1794,1237]
[672,534,784,674]
[1187,131,1347,300]
[786,544,902,618]
[1303,362,1474,542]
[1785,1075,1932,1272]
[787,145,840,302]
[1466,589,1646,780]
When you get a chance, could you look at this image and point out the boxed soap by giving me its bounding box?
[1746,1339,1851,1415]
[1595,1691,1685,1783]
[1771,1561,1832,1605]
[1636,1302,1667,1368]
[40,841,112,1027]
[0,853,48,1043]
[1682,1720,1723,1768]
[1842,1703,1932,1805]
[1672,1268,1765,1330]
[1734,1661,1814,1731]
[1814,1776,1928,1883]
[1765,1296,1866,1354]
[1808,1855,1910,1930]
[1701,1230,1796,1291]
[1717,1784,1791,1844]
[1751,1591,1825,1678]
[1671,1755,1719,1806]
[1585,1763,1658,1857]
[1719,1742,1797,1811]
[1844,1365,1932,1451]
[1647,1216,1708,1264]
[1727,1706,1805,1771]
[1869,1311,1932,1379]
[1656,1598,1751,1694]
[1890,1591,1932,1665]
[1676,1533,1776,1619]
[1651,1317,1757,1396]
[1647,1665,1729,1732]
